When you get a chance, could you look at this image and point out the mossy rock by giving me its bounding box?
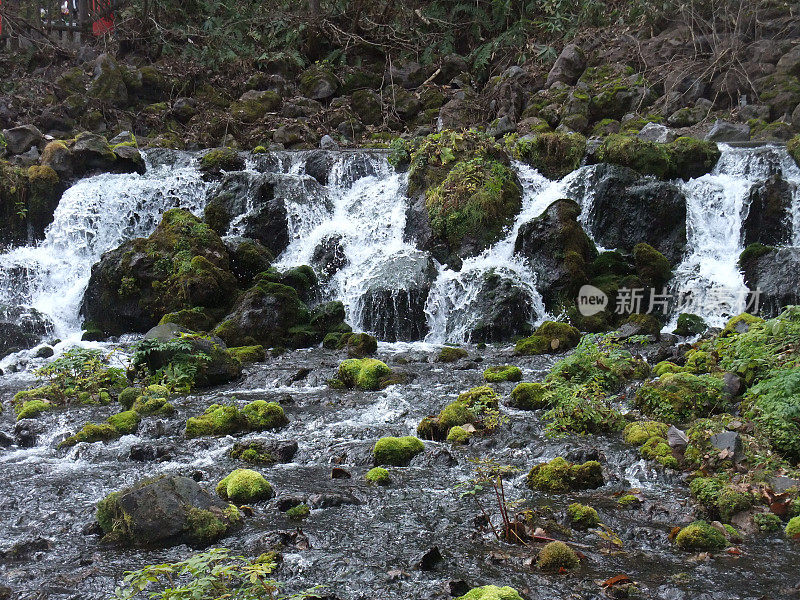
[365,466,391,485]
[456,586,524,600]
[373,436,424,466]
[622,313,662,337]
[60,422,121,447]
[788,135,800,167]
[635,372,725,422]
[185,404,248,438]
[515,321,580,355]
[721,312,763,337]
[786,516,800,539]
[230,90,281,122]
[107,410,141,434]
[526,457,603,492]
[483,365,523,383]
[15,399,53,420]
[229,345,267,364]
[633,243,672,289]
[241,400,288,431]
[132,395,174,417]
[508,382,550,410]
[595,135,673,178]
[159,307,217,332]
[567,503,600,529]
[675,521,727,551]
[286,503,310,521]
[229,441,278,465]
[507,132,587,179]
[199,148,244,175]
[216,469,274,503]
[337,358,392,391]
[668,137,721,179]
[418,385,499,440]
[689,476,754,523]
[437,346,468,362]
[622,420,669,446]
[446,425,471,444]
[538,540,579,570]
[346,332,378,358]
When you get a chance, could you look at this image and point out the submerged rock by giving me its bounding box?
[95,476,241,547]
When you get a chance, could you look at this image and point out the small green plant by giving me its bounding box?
[457,458,523,544]
[111,547,322,599]
[131,337,210,392]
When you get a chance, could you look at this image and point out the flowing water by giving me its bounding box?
[2,146,800,599]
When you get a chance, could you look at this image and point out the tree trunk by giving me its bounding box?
[309,0,320,18]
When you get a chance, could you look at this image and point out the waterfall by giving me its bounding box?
[669,144,800,326]
[0,152,209,342]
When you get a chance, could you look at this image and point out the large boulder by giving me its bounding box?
[0,307,53,357]
[203,172,289,256]
[82,209,237,336]
[95,476,241,547]
[356,250,436,342]
[740,246,800,317]
[2,125,42,155]
[546,44,585,88]
[514,199,597,310]
[584,164,687,263]
[742,174,794,247]
[459,271,534,342]
[299,65,339,100]
[88,53,128,107]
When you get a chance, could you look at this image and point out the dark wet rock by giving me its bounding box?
[742,174,795,247]
[0,431,14,447]
[223,236,274,285]
[389,60,429,89]
[448,580,471,597]
[637,122,675,143]
[741,246,800,316]
[320,134,338,151]
[705,120,750,142]
[0,307,53,358]
[277,495,307,511]
[2,124,42,155]
[305,150,334,185]
[299,65,339,100]
[96,476,240,548]
[204,172,289,256]
[411,546,443,571]
[709,431,743,461]
[667,426,689,449]
[331,467,351,479]
[584,164,687,263]
[546,44,585,88]
[252,529,311,552]
[312,234,348,279]
[35,346,54,358]
[0,537,52,560]
[307,492,361,509]
[357,251,436,342]
[129,444,175,462]
[514,198,597,310]
[14,420,43,448]
[770,475,800,493]
[722,372,744,397]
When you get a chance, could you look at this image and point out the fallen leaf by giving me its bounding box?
[602,574,632,587]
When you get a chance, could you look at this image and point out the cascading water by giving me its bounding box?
[669,144,800,326]
[0,152,209,347]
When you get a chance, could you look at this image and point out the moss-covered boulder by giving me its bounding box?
[514,199,597,311]
[336,358,392,391]
[365,466,391,485]
[526,457,603,492]
[436,346,469,362]
[299,64,339,100]
[96,475,241,547]
[506,132,586,179]
[229,345,266,364]
[216,469,274,503]
[0,161,64,246]
[199,148,245,177]
[15,399,53,420]
[515,321,580,355]
[483,365,523,383]
[373,436,424,466]
[567,503,600,529]
[230,90,281,122]
[622,420,678,469]
[185,400,286,438]
[675,521,727,551]
[456,586,523,600]
[417,385,499,440]
[507,382,550,410]
[689,476,754,523]
[346,332,378,358]
[82,209,237,336]
[674,313,707,336]
[786,516,800,539]
[635,372,726,422]
[88,54,128,107]
[538,540,580,570]
[593,135,719,180]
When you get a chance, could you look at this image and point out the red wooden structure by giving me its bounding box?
[0,0,115,44]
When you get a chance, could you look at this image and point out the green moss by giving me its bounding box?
[216,469,274,503]
[446,425,471,444]
[786,516,800,538]
[159,307,217,332]
[117,387,140,410]
[508,382,550,410]
[788,135,800,167]
[483,365,523,383]
[131,395,175,417]
[437,346,468,362]
[425,156,521,254]
[418,385,500,440]
[653,361,682,376]
[241,400,288,431]
[346,332,377,358]
[633,243,672,288]
[337,358,392,391]
[635,372,726,422]
[596,135,672,178]
[185,403,248,438]
[515,321,580,355]
[199,148,242,173]
[60,422,120,447]
[623,421,668,445]
[229,441,277,465]
[15,399,52,420]
[373,436,424,466]
[721,312,764,337]
[754,512,782,532]
[617,494,640,507]
[285,503,310,521]
[538,540,579,570]
[689,476,753,523]
[365,466,391,485]
[623,313,662,336]
[526,457,603,492]
[668,137,721,179]
[567,503,600,529]
[107,410,141,435]
[186,507,229,545]
[507,132,586,180]
[675,521,727,551]
[639,437,679,469]
[229,345,266,364]
[456,586,523,600]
